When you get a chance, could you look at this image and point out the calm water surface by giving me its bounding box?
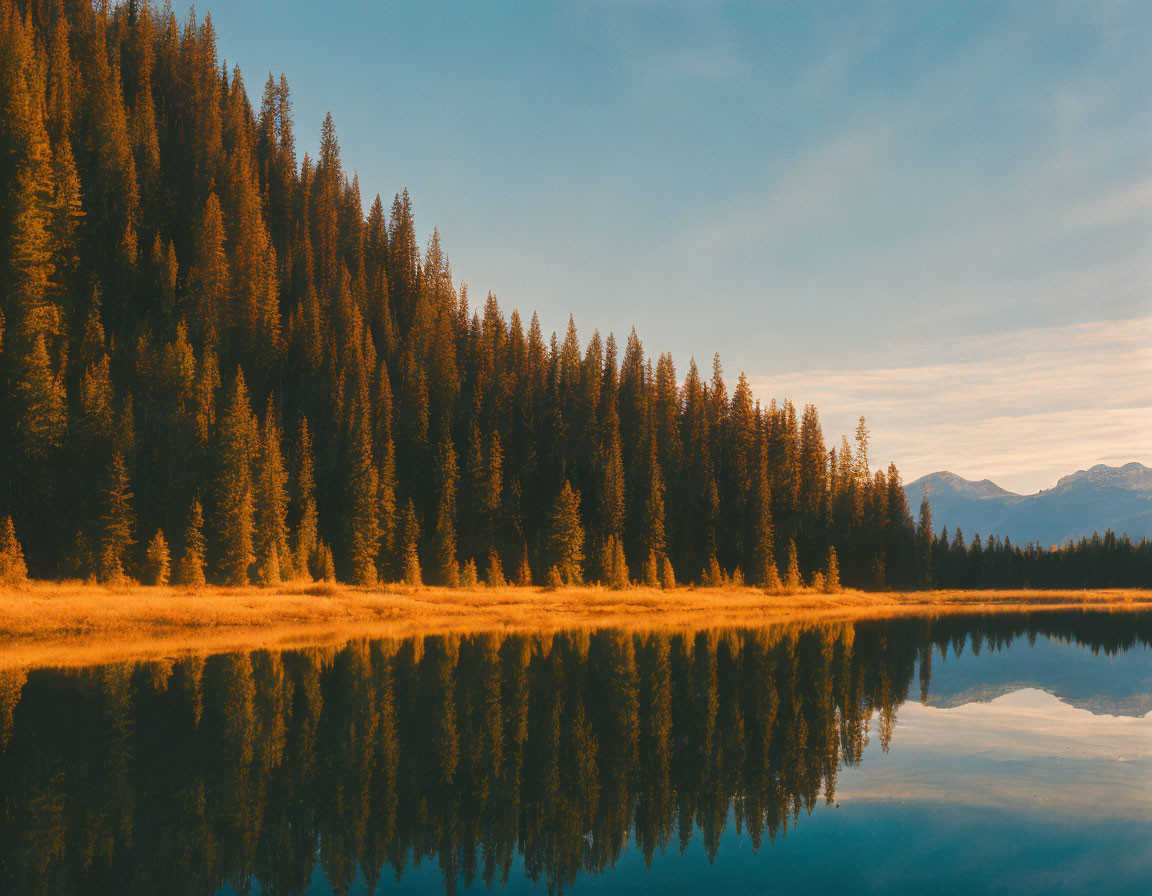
[1,611,1150,894]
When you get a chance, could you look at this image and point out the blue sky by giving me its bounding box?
[175,0,1152,492]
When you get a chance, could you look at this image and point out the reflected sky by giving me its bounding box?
[2,612,1149,895]
[331,678,1152,894]
[843,690,1152,818]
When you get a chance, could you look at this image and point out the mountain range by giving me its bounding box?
[904,463,1152,548]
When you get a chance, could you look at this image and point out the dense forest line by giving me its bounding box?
[1,1,1147,591]
[2,614,1146,893]
[913,509,1152,590]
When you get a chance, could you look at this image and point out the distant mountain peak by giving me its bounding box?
[1053,462,1152,494]
[907,471,1021,501]
[904,461,1152,546]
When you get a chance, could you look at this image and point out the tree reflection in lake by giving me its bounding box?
[0,612,1149,895]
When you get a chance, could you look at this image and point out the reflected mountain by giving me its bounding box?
[920,630,1152,717]
[0,611,1149,895]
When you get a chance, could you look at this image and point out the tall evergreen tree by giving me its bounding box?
[343,404,381,586]
[292,417,319,578]
[13,333,66,465]
[399,497,422,586]
[747,438,778,588]
[187,192,229,347]
[97,450,135,582]
[549,481,585,586]
[784,540,801,591]
[916,490,934,588]
[213,369,258,585]
[481,431,504,569]
[432,436,459,587]
[255,398,291,584]
[373,361,397,571]
[175,498,207,587]
[143,530,171,586]
[0,517,28,585]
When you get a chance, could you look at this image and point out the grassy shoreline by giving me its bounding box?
[1,580,1150,669]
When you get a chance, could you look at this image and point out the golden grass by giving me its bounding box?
[1,579,1149,670]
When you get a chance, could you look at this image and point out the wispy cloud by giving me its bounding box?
[751,317,1152,493]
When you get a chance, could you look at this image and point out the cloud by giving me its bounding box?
[838,689,1152,820]
[750,317,1152,493]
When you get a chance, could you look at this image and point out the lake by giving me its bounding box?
[1,611,1149,894]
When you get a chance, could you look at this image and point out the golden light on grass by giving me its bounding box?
[1,580,1149,670]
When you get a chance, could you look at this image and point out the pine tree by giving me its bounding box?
[48,140,83,312]
[373,362,398,571]
[72,347,115,567]
[748,438,777,587]
[14,333,66,464]
[516,543,532,587]
[823,546,840,593]
[292,418,318,579]
[643,549,660,589]
[596,538,613,585]
[316,541,337,582]
[0,517,28,585]
[704,555,724,587]
[917,489,934,589]
[660,555,676,590]
[175,499,207,587]
[187,192,229,346]
[460,558,478,588]
[482,432,504,563]
[798,404,828,559]
[433,437,459,587]
[399,498,422,586]
[600,423,626,542]
[854,416,871,484]
[344,405,381,585]
[784,540,801,591]
[461,417,485,562]
[213,370,257,585]
[1,11,58,347]
[255,399,291,584]
[485,551,506,588]
[762,555,783,592]
[635,438,667,571]
[97,451,135,583]
[602,535,629,589]
[549,481,584,585]
[144,530,171,586]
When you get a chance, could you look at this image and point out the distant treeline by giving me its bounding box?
[0,2,1145,591]
[911,496,1152,589]
[2,614,1147,893]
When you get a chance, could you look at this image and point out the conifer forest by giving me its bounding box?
[1,0,1147,591]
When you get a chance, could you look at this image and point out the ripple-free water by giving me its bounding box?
[2,611,1149,894]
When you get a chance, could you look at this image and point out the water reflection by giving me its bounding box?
[0,612,1149,895]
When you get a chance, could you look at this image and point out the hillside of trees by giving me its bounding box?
[1,1,1146,591]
